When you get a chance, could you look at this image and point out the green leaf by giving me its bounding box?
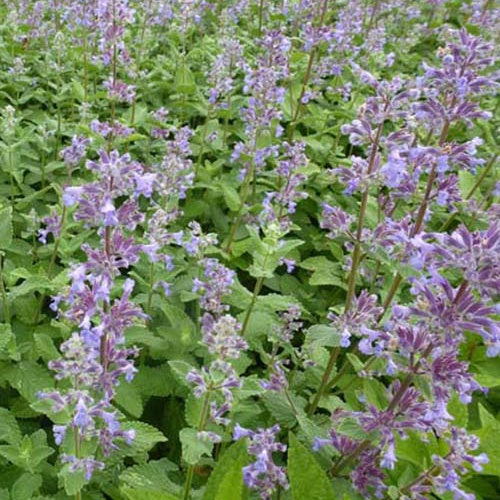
[220,184,241,212]
[121,487,180,500]
[476,405,500,477]
[0,323,14,353]
[0,430,53,471]
[121,422,167,455]
[174,63,196,94]
[58,464,87,496]
[472,358,500,388]
[262,392,299,428]
[134,364,173,398]
[330,478,364,500]
[396,432,432,468]
[305,325,341,349]
[346,353,364,372]
[115,382,144,418]
[458,170,477,200]
[0,206,13,249]
[184,394,204,428]
[10,275,54,299]
[179,428,213,465]
[120,459,179,493]
[5,361,54,402]
[361,379,388,410]
[159,304,196,347]
[203,441,248,500]
[447,393,468,428]
[288,433,335,500]
[11,473,42,500]
[299,257,346,288]
[168,360,195,387]
[0,407,22,444]
[34,333,60,362]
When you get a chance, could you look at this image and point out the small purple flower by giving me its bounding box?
[60,136,91,168]
[233,424,289,500]
[38,210,62,244]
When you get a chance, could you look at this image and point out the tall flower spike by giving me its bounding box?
[233,424,289,500]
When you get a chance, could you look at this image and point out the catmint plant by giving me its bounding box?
[1,3,500,500]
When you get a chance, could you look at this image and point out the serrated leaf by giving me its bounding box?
[362,379,388,409]
[58,464,87,496]
[458,170,477,199]
[159,303,196,347]
[476,404,500,477]
[220,184,241,212]
[185,394,204,428]
[168,360,195,387]
[346,353,364,372]
[447,393,468,428]
[262,392,298,428]
[134,364,173,398]
[305,325,341,349]
[6,361,54,402]
[179,428,213,465]
[203,441,248,500]
[121,487,180,500]
[10,276,54,299]
[330,478,364,500]
[299,257,346,288]
[0,206,13,249]
[174,63,196,94]
[0,407,22,444]
[122,422,167,455]
[115,382,144,418]
[0,430,53,471]
[235,376,266,399]
[288,433,335,500]
[120,459,179,494]
[34,333,60,362]
[11,472,42,500]
[0,323,14,353]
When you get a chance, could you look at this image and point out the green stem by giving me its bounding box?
[100,226,113,370]
[131,0,153,124]
[182,390,212,500]
[307,345,340,416]
[83,36,89,102]
[439,153,498,232]
[258,0,265,35]
[379,120,451,318]
[41,149,47,190]
[223,93,232,146]
[224,161,256,253]
[74,426,82,500]
[8,149,15,205]
[289,0,329,133]
[146,261,155,316]
[240,275,264,337]
[332,284,467,475]
[284,388,299,416]
[308,117,385,416]
[332,357,375,396]
[195,107,213,177]
[364,0,380,35]
[324,359,350,392]
[35,205,67,324]
[0,253,11,324]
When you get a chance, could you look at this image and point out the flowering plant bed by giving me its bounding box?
[0,1,498,499]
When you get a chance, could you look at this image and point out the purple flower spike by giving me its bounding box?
[233,424,288,500]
